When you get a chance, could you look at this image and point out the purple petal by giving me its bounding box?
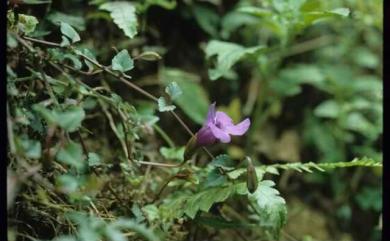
[215,111,233,126]
[205,102,217,125]
[196,126,216,146]
[224,118,250,136]
[209,123,231,143]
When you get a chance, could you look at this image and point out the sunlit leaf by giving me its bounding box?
[100,2,138,39]
[205,40,266,80]
[112,49,134,72]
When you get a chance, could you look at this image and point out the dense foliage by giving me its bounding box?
[7,0,382,241]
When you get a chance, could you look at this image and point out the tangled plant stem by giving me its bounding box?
[20,35,214,161]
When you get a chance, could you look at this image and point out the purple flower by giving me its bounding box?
[196,102,251,146]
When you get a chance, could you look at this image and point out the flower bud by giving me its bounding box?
[246,156,258,194]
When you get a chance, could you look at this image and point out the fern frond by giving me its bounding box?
[269,157,382,174]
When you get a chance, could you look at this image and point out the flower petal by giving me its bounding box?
[224,118,250,136]
[196,126,216,146]
[209,123,231,143]
[205,102,217,125]
[215,111,233,126]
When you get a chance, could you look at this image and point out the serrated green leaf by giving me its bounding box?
[157,97,176,112]
[56,142,85,170]
[205,40,266,80]
[17,14,39,35]
[87,152,101,167]
[100,2,138,39]
[60,22,80,43]
[249,180,287,239]
[165,82,182,100]
[112,49,134,72]
[184,185,234,219]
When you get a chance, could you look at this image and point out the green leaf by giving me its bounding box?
[205,40,266,80]
[184,185,234,219]
[7,33,18,48]
[193,4,219,36]
[301,8,350,29]
[87,152,101,167]
[56,174,80,193]
[237,6,273,18]
[157,97,176,112]
[142,204,160,222]
[100,2,138,39]
[355,187,382,211]
[159,146,184,161]
[46,11,86,31]
[56,142,85,170]
[17,14,39,35]
[209,154,236,171]
[165,82,182,100]
[111,49,134,72]
[328,7,350,17]
[60,36,71,47]
[314,100,341,118]
[56,106,86,132]
[249,180,287,239]
[60,22,80,43]
[17,137,42,159]
[160,68,210,124]
[63,54,83,70]
[204,169,227,188]
[221,11,258,39]
[270,64,325,97]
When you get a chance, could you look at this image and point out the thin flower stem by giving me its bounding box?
[153,124,176,148]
